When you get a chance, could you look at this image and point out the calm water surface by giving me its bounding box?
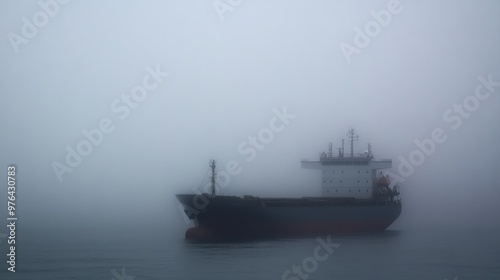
[1,229,498,279]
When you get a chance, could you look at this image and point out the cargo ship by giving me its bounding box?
[176,129,401,240]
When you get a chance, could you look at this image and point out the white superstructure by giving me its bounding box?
[301,129,392,199]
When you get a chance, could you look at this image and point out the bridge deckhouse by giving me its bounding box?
[301,129,392,199]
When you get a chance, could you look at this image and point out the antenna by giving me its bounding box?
[347,128,358,157]
[342,139,345,157]
[209,160,217,195]
[338,139,345,157]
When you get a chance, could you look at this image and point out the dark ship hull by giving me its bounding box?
[176,194,401,240]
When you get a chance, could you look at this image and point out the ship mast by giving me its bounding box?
[347,128,359,158]
[342,139,345,157]
[209,160,217,195]
[337,139,345,157]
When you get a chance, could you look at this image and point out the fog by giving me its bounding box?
[1,0,499,240]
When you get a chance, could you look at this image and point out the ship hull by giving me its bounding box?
[176,194,401,240]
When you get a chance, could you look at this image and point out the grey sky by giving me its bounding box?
[1,0,499,238]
